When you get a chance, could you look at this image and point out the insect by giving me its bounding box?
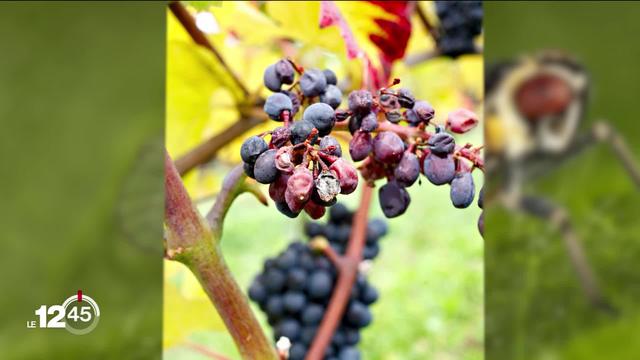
[485,51,640,314]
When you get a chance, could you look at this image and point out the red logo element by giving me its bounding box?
[77,290,83,302]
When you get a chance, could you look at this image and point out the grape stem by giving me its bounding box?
[165,151,278,360]
[175,113,266,176]
[306,185,374,360]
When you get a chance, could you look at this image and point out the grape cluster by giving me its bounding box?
[304,203,388,260]
[340,85,480,218]
[248,241,378,360]
[435,1,483,58]
[242,59,358,219]
[244,59,482,221]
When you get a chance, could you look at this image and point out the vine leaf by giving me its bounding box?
[367,1,413,64]
[318,1,412,88]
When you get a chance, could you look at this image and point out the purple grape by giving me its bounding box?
[367,218,388,238]
[329,203,351,223]
[243,161,255,179]
[303,103,335,136]
[302,304,324,325]
[362,243,380,260]
[265,295,284,319]
[287,268,308,291]
[348,115,362,135]
[248,279,267,304]
[385,109,402,123]
[478,185,484,209]
[319,136,342,157]
[349,131,372,161]
[428,130,455,155]
[263,64,281,92]
[283,291,306,314]
[345,301,372,328]
[406,101,434,126]
[478,211,484,236]
[450,172,475,208]
[372,131,404,164]
[394,151,420,187]
[269,173,290,202]
[264,268,286,293]
[378,181,411,218]
[348,90,373,115]
[290,344,307,360]
[397,88,415,108]
[338,347,361,360]
[270,126,291,148]
[301,326,318,345]
[281,90,301,116]
[286,167,314,211]
[290,120,318,144]
[379,93,400,110]
[423,153,455,185]
[330,158,359,194]
[275,59,295,84]
[323,69,337,85]
[275,201,300,218]
[276,319,301,341]
[300,68,327,97]
[264,93,293,121]
[254,149,278,184]
[307,270,333,299]
[304,200,326,220]
[359,111,378,132]
[240,135,268,164]
[319,84,343,109]
[360,284,379,305]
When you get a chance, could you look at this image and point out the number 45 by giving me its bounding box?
[67,306,92,322]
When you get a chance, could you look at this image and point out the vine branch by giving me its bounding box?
[165,151,277,360]
[175,114,266,176]
[306,185,374,360]
[205,164,268,238]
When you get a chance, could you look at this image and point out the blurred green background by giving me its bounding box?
[0,2,164,358]
[485,2,640,360]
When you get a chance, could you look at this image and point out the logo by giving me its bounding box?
[27,290,100,335]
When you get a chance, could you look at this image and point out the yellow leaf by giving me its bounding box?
[163,261,226,348]
[208,2,284,45]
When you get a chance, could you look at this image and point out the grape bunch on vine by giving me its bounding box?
[241,58,484,222]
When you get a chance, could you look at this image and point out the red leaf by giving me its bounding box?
[319,1,412,89]
[367,1,413,63]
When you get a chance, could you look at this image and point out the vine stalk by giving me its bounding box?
[305,185,373,360]
[165,151,277,360]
